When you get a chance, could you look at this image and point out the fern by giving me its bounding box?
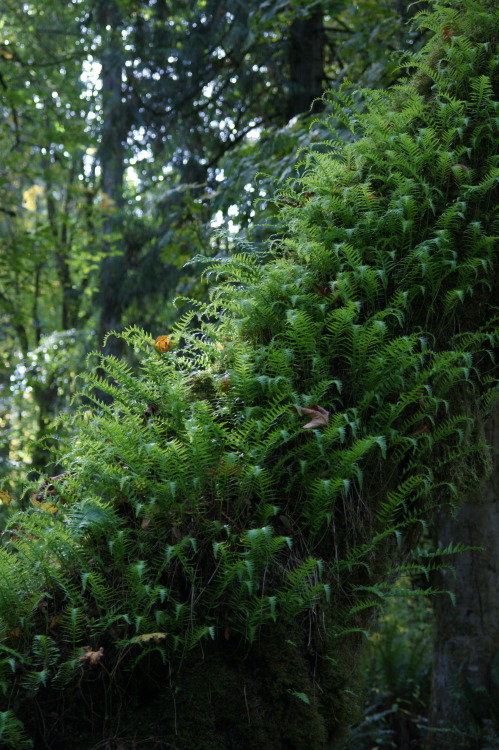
[0,1,498,745]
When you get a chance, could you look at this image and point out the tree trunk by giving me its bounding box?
[97,0,128,353]
[22,618,365,750]
[0,366,11,482]
[31,378,59,471]
[430,401,499,744]
[286,8,325,120]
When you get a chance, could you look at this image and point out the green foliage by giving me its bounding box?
[6,330,93,475]
[345,585,433,750]
[0,1,497,746]
[0,0,426,488]
[0,710,32,749]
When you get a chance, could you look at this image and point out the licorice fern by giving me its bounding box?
[0,1,498,746]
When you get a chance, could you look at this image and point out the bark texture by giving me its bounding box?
[97,0,128,352]
[431,401,499,740]
[287,9,325,119]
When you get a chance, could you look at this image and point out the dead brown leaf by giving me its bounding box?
[292,404,330,429]
[132,632,168,643]
[79,646,104,665]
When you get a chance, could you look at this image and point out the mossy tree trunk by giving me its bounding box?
[24,620,362,750]
[430,401,499,742]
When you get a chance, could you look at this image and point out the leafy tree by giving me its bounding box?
[0,0,423,475]
[0,0,103,474]
[0,2,496,748]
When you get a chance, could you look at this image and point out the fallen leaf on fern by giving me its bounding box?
[79,646,104,665]
[153,335,174,353]
[291,404,330,429]
[220,374,231,391]
[0,490,13,506]
[132,632,168,643]
[30,498,59,515]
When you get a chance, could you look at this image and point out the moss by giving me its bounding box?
[187,371,217,402]
[26,620,363,750]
